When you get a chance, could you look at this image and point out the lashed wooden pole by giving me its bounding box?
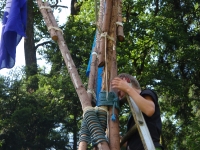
[98,0,113,67]
[37,0,91,109]
[116,0,125,42]
[105,0,120,149]
[38,1,57,41]
[86,0,105,106]
[37,1,110,150]
[86,38,98,106]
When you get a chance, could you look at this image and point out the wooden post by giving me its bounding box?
[86,42,98,106]
[37,0,91,109]
[117,0,125,42]
[108,38,120,150]
[87,0,105,106]
[106,0,120,149]
[98,0,113,67]
[37,1,57,41]
[120,125,137,148]
[37,1,110,150]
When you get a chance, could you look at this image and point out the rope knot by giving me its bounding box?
[98,91,120,121]
[110,92,119,121]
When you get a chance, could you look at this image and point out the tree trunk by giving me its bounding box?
[71,0,80,15]
[24,0,38,92]
[73,109,78,150]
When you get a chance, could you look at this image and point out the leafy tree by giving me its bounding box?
[0,0,200,149]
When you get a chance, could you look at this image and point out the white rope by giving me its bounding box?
[100,32,115,100]
[101,33,109,100]
[39,6,52,10]
[83,106,108,117]
[100,32,115,41]
[92,52,98,58]
[100,33,108,98]
[92,52,98,56]
[116,21,123,27]
[83,106,93,117]
[87,89,97,102]
[48,26,63,34]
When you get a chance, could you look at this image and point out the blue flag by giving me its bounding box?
[86,31,103,106]
[0,0,27,69]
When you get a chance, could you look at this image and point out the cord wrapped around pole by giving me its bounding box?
[78,106,110,150]
[79,107,108,146]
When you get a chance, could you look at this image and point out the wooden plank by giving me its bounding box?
[126,96,156,150]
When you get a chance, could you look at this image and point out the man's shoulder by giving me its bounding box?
[140,89,158,102]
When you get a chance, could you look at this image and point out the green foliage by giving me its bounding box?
[0,0,200,149]
[0,69,82,149]
[116,0,200,149]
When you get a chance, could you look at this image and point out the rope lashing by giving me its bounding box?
[116,21,123,27]
[100,32,115,41]
[78,118,91,144]
[101,32,109,98]
[98,91,120,121]
[96,107,107,131]
[78,92,119,145]
[48,26,63,34]
[100,32,115,99]
[39,5,63,35]
[83,107,108,146]
[92,51,98,58]
[87,89,97,101]
[39,6,51,10]
[78,106,108,146]
[111,96,119,121]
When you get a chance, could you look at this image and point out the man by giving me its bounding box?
[111,73,163,150]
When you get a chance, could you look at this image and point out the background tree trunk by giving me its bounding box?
[24,0,38,92]
[71,0,80,15]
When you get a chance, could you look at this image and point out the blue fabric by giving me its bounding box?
[86,31,103,106]
[86,32,97,77]
[0,0,27,69]
[96,67,103,106]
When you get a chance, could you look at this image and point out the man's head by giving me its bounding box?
[118,73,141,90]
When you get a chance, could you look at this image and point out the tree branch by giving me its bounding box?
[35,41,53,50]
[51,5,68,9]
[50,0,68,9]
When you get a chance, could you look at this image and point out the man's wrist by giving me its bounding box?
[126,86,132,95]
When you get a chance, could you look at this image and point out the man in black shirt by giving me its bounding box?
[111,73,163,150]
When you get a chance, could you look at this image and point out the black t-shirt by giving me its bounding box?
[126,89,162,150]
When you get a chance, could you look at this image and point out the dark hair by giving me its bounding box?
[118,73,141,90]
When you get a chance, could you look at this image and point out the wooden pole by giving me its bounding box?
[98,0,113,67]
[120,125,137,148]
[37,1,110,149]
[38,1,57,41]
[106,0,120,149]
[117,0,125,42]
[86,0,105,106]
[108,40,120,150]
[37,0,91,109]
[86,43,98,106]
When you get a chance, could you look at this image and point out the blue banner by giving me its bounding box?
[0,0,27,69]
[86,31,103,106]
